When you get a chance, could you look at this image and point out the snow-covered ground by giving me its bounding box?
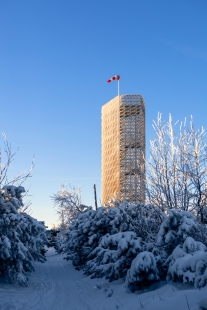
[0,248,207,310]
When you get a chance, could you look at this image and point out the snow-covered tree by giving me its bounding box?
[125,251,160,291]
[63,202,163,270]
[0,134,35,215]
[0,185,47,285]
[51,184,91,227]
[46,228,60,248]
[157,209,207,252]
[80,204,169,282]
[147,114,207,222]
[0,136,47,285]
[166,236,207,288]
[84,231,143,281]
[62,200,207,289]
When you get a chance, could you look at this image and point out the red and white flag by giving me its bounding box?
[107,75,120,83]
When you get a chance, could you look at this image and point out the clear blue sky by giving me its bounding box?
[0,0,207,228]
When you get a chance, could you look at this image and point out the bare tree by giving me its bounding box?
[0,133,34,188]
[0,134,35,214]
[146,114,207,222]
[51,184,91,226]
[184,120,207,221]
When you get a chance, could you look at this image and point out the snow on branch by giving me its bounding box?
[51,184,91,228]
[146,113,207,223]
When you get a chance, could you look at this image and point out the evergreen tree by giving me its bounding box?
[0,185,47,285]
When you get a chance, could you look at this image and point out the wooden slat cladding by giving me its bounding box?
[102,95,145,205]
[102,96,120,205]
[119,95,145,204]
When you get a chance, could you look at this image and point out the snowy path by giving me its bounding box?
[0,248,207,310]
[0,248,99,310]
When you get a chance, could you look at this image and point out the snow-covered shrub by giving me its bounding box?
[63,201,207,289]
[84,232,143,281]
[198,296,207,310]
[166,236,207,288]
[165,237,206,270]
[157,209,202,251]
[125,251,160,291]
[132,204,162,243]
[46,227,65,253]
[46,229,60,248]
[63,202,161,269]
[0,185,47,285]
[156,210,207,283]
[54,229,67,254]
[183,236,206,254]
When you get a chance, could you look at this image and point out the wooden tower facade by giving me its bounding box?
[102,94,145,205]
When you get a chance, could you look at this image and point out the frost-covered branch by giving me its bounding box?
[0,134,35,188]
[146,114,207,222]
[51,184,91,226]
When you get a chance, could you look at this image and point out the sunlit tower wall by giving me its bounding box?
[102,94,146,205]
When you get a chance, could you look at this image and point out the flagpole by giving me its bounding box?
[118,79,120,97]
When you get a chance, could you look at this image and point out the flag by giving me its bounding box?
[107,75,120,83]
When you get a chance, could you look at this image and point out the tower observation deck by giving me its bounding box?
[101,94,146,205]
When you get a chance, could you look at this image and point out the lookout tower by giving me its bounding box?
[101,94,146,205]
